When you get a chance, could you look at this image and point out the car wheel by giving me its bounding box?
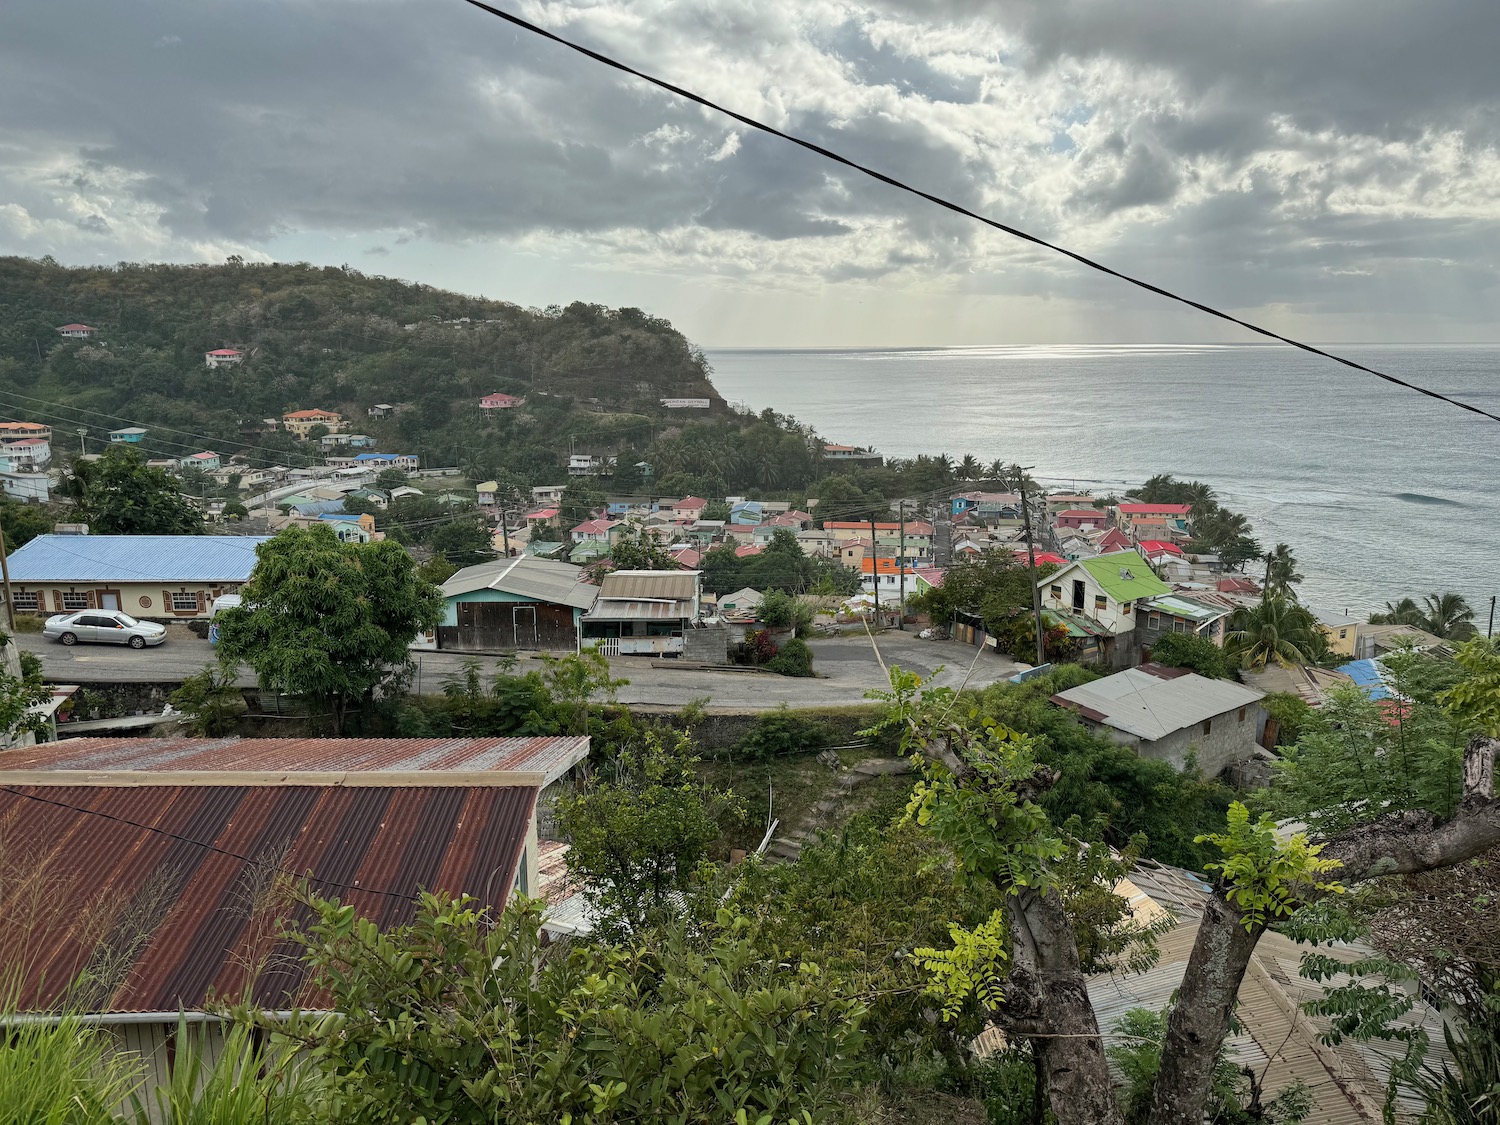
[129,635,146,649]
[59,632,77,646]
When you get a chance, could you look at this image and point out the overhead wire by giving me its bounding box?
[457,0,1500,426]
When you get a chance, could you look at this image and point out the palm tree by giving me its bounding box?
[1370,597,1423,626]
[1183,480,1218,517]
[1227,597,1323,669]
[957,454,982,481]
[1264,543,1303,599]
[986,458,1009,481]
[1419,593,1477,640]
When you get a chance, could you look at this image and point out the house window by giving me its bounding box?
[1339,629,1348,639]
[1050,585,1062,598]
[62,592,90,611]
[1201,719,1212,735]
[1237,707,1247,721]
[1149,612,1160,629]
[1094,595,1107,612]
[1122,603,1133,614]
[12,591,38,612]
[170,591,200,612]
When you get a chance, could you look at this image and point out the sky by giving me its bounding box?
[3,0,1498,347]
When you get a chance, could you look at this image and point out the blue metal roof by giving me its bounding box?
[1337,659,1392,700]
[6,535,269,583]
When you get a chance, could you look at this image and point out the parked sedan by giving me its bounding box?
[43,610,167,649]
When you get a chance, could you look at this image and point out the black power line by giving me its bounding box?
[457,0,1500,426]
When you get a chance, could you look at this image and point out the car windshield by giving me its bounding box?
[114,613,139,626]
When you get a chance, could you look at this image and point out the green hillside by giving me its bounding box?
[0,256,724,485]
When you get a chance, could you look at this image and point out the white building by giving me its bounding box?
[0,437,50,471]
[204,348,244,367]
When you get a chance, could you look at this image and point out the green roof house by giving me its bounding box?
[1037,550,1170,666]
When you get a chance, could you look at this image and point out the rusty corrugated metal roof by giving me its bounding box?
[0,735,589,786]
[0,782,537,1013]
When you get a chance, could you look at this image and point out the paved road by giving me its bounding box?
[17,630,1023,711]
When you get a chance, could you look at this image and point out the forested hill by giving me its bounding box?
[0,256,725,482]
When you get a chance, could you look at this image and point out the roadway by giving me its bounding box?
[16,630,1024,712]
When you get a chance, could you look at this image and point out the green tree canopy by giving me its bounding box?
[63,447,203,535]
[215,525,442,732]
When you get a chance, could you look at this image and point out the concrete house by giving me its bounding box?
[719,587,763,615]
[183,451,222,472]
[109,427,147,444]
[437,554,598,652]
[571,518,621,545]
[0,733,589,1108]
[1116,503,1191,536]
[479,392,525,410]
[0,436,51,470]
[6,534,268,619]
[1050,663,1266,776]
[1039,550,1172,666]
[204,348,243,367]
[0,421,52,441]
[1053,509,1109,531]
[281,408,344,438]
[56,323,98,339]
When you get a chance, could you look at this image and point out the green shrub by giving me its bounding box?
[758,588,797,628]
[10,614,43,634]
[767,636,816,677]
[1150,632,1234,679]
[735,704,833,759]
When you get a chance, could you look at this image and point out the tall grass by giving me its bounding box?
[125,1018,314,1125]
[0,1012,141,1125]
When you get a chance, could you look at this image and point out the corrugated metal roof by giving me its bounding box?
[0,735,590,787]
[588,600,688,621]
[597,570,699,601]
[1052,667,1263,741]
[0,782,537,1013]
[1075,551,1172,602]
[1145,594,1230,622]
[6,535,270,584]
[441,554,598,611]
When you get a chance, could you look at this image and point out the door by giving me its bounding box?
[72,614,106,642]
[1072,580,1086,612]
[98,592,120,611]
[512,605,539,648]
[96,614,130,644]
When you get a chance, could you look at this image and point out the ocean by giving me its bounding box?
[704,344,1500,620]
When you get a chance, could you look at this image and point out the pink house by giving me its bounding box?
[204,348,243,368]
[571,518,621,544]
[479,392,525,410]
[56,323,97,339]
[672,496,708,518]
[1054,508,1107,531]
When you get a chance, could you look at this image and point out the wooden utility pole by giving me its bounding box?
[0,524,15,632]
[897,499,906,630]
[1015,465,1046,667]
[868,512,879,626]
[1489,595,1495,639]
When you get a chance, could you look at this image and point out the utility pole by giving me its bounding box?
[0,524,14,632]
[868,511,879,627]
[1489,595,1495,639]
[77,427,87,456]
[897,499,906,630]
[1015,465,1046,667]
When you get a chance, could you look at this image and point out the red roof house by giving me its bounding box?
[479,392,525,410]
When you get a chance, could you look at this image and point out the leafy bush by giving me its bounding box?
[170,664,247,736]
[767,636,816,677]
[734,704,834,759]
[1150,631,1234,679]
[733,627,779,666]
[758,588,798,627]
[260,892,868,1124]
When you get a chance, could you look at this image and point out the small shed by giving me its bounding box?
[581,570,701,656]
[439,555,598,652]
[719,587,763,616]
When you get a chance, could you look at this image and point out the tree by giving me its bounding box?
[375,467,408,490]
[1264,543,1303,599]
[0,495,52,549]
[215,525,442,733]
[1371,597,1424,626]
[1148,631,1234,679]
[600,526,677,572]
[415,554,457,586]
[63,446,203,535]
[427,515,494,567]
[1226,597,1327,669]
[862,644,1500,1125]
[554,729,744,937]
[1420,593,1478,640]
[558,483,605,528]
[0,639,54,746]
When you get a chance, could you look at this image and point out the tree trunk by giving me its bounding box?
[1145,892,1261,1125]
[1001,888,1124,1125]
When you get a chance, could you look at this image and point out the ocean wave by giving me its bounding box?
[1392,492,1464,507]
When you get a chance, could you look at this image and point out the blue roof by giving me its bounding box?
[317,513,362,523]
[287,500,347,516]
[1337,659,1392,700]
[352,453,412,462]
[6,535,269,583]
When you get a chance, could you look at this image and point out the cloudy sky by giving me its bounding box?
[3,0,1498,345]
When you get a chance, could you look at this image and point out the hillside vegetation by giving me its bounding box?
[0,256,722,484]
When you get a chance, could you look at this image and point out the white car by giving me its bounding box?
[43,610,167,649]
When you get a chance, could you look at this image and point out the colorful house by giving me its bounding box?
[1116,503,1191,536]
[56,323,97,339]
[1037,550,1172,665]
[281,408,345,438]
[184,451,222,472]
[108,427,147,444]
[204,348,243,368]
[479,392,526,410]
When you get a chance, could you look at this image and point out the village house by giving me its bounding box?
[367,402,394,417]
[1053,508,1109,531]
[146,457,180,471]
[860,557,921,599]
[953,491,1024,526]
[319,432,376,449]
[719,587,763,616]
[1043,493,1096,514]
[568,454,604,477]
[570,517,622,545]
[669,496,709,519]
[1315,611,1362,657]
[820,442,882,465]
[580,569,710,658]
[108,426,147,444]
[183,451,221,472]
[6,534,268,619]
[796,527,838,557]
[204,347,243,367]
[1137,593,1232,648]
[532,484,567,505]
[0,436,50,470]
[55,323,98,339]
[1116,503,1192,537]
[479,391,526,410]
[435,555,598,652]
[1038,549,1173,667]
[281,408,345,438]
[317,512,380,543]
[729,499,763,525]
[1050,663,1266,776]
[352,452,419,471]
[0,733,589,1106]
[0,421,52,442]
